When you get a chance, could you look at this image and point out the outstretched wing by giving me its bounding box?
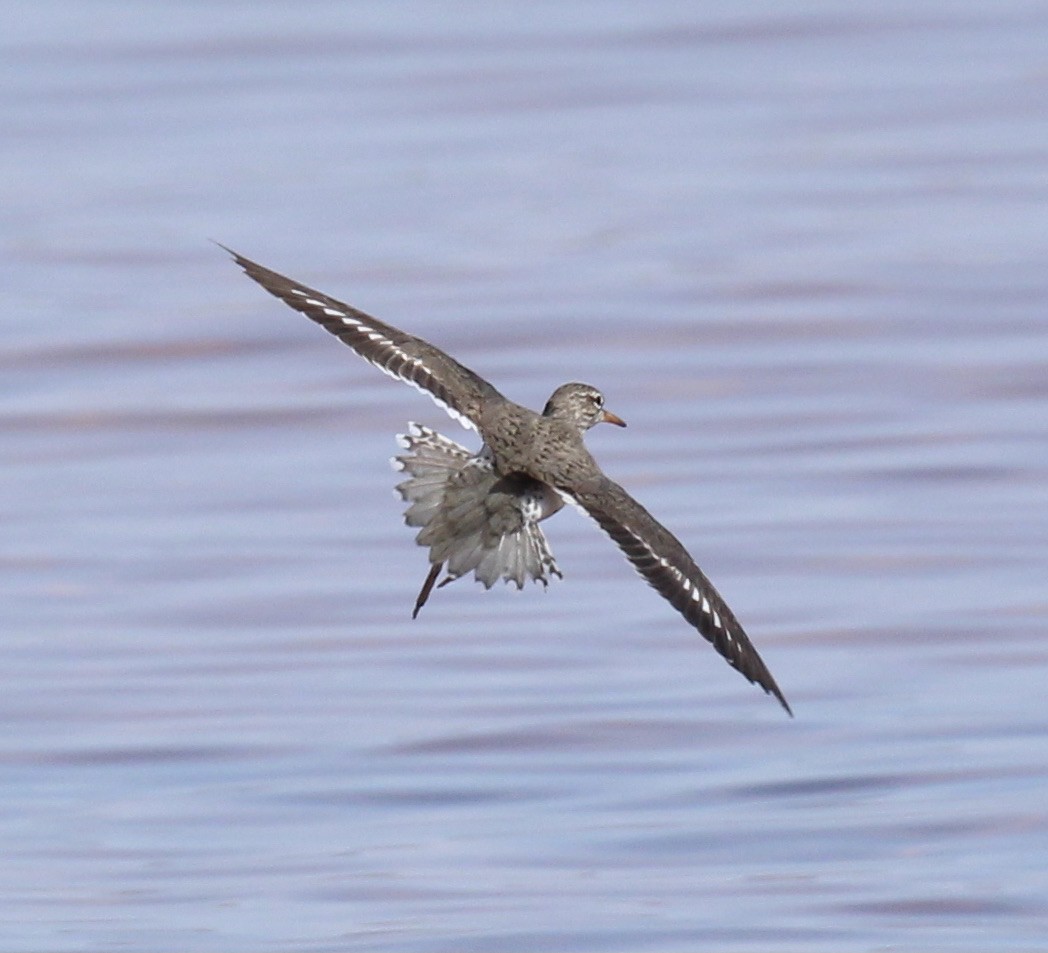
[568,475,791,714]
[222,246,504,430]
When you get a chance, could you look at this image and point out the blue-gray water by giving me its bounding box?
[4,2,1047,950]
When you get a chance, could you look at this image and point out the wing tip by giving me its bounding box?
[744,655,792,717]
[734,642,792,717]
[211,239,242,263]
[769,683,794,717]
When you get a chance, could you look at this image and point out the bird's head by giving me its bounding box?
[542,382,626,432]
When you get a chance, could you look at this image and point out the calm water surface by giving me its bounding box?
[3,2,1048,950]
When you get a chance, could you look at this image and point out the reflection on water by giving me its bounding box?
[3,2,1048,950]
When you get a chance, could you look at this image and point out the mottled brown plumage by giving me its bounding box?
[225,246,791,715]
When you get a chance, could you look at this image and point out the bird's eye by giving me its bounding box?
[591,393,603,408]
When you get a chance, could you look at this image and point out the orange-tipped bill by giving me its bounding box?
[601,409,627,427]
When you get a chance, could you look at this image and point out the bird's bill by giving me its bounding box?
[601,409,627,427]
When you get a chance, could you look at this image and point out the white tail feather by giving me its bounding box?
[392,424,562,594]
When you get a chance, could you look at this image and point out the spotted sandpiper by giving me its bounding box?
[224,247,791,714]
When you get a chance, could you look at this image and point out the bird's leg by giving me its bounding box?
[412,562,444,619]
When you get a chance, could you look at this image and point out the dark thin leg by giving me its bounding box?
[412,562,443,619]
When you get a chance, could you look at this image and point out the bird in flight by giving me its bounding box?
[224,247,791,714]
